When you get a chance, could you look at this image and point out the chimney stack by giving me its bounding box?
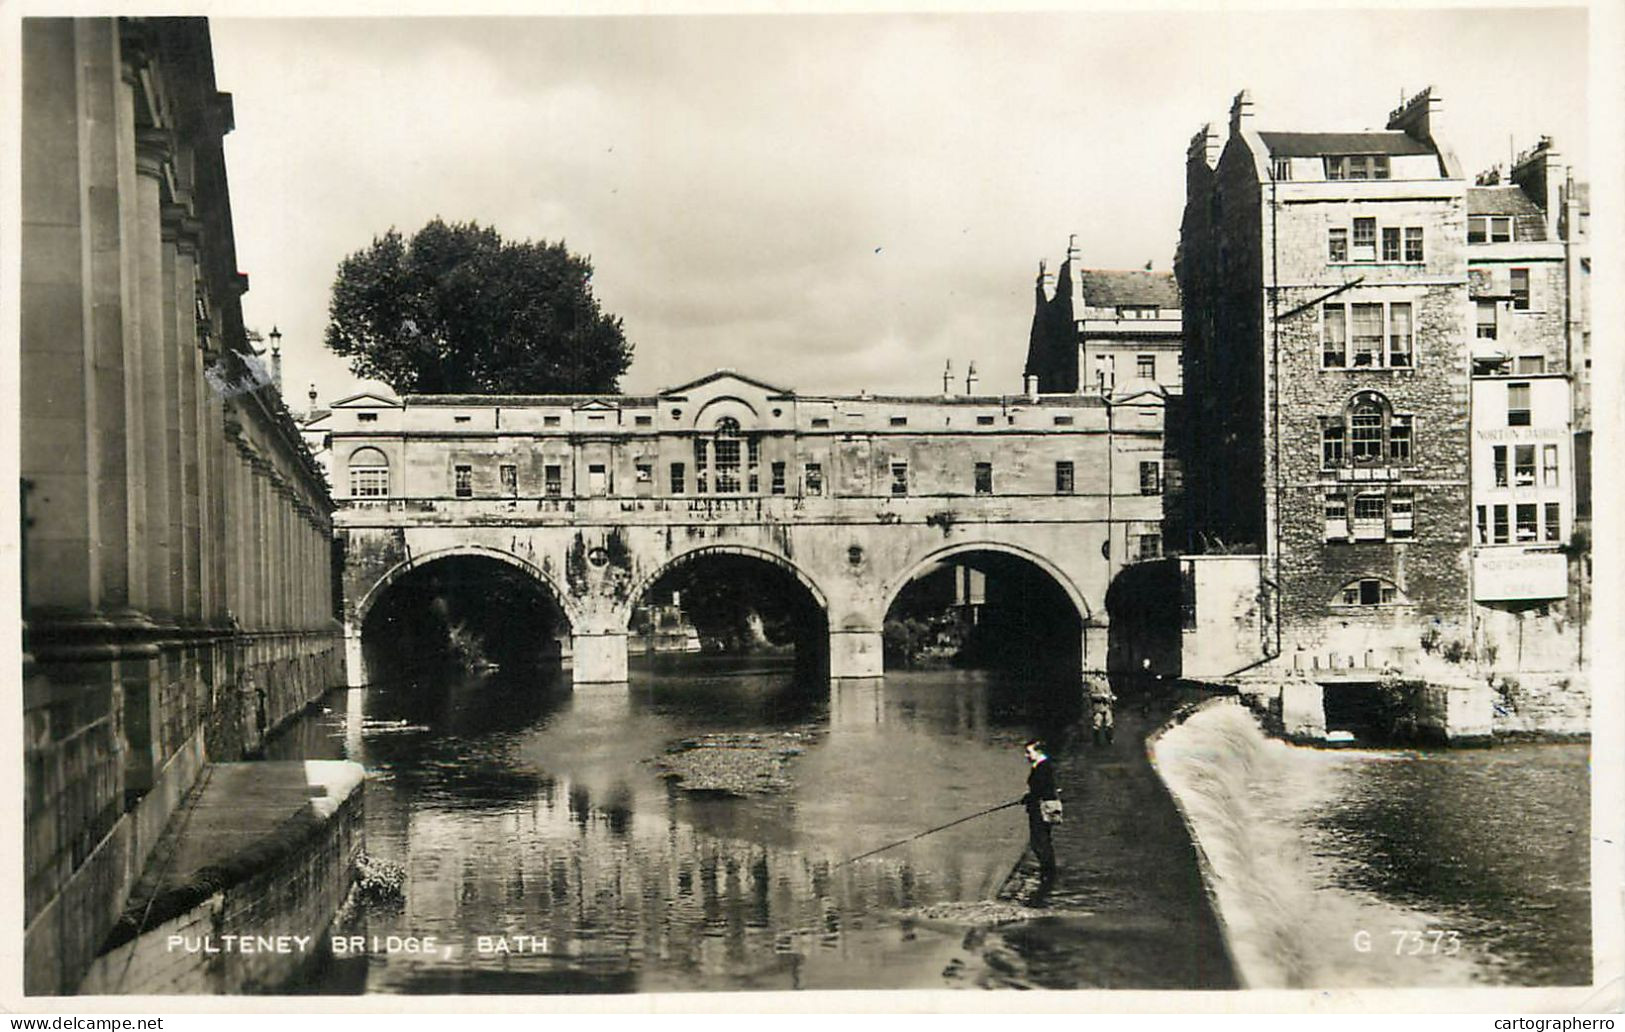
[965,361,979,396]
[1024,374,1040,402]
[1387,85,1442,144]
[1228,90,1254,137]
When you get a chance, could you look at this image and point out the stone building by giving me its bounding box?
[1466,137,1590,670]
[1175,88,1475,673]
[319,370,1169,682]
[20,18,342,993]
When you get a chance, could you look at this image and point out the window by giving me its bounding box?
[454,415,471,424]
[1352,218,1377,262]
[1493,504,1509,543]
[1095,354,1116,393]
[1542,444,1559,486]
[1137,354,1156,379]
[1351,402,1384,462]
[974,462,993,495]
[714,438,741,494]
[747,438,760,494]
[357,412,378,423]
[976,415,996,426]
[1492,217,1512,243]
[1138,533,1163,561]
[1387,302,1412,367]
[635,415,653,427]
[1477,301,1498,339]
[588,463,608,496]
[1382,226,1401,262]
[454,465,473,498]
[1544,502,1561,542]
[1510,268,1530,310]
[694,439,709,494]
[804,462,823,497]
[670,462,686,495]
[1325,492,1348,539]
[1493,445,1508,487]
[1328,227,1349,263]
[1322,422,1345,467]
[1469,216,1513,244]
[1507,383,1531,426]
[1322,305,1347,367]
[348,448,389,498]
[1056,461,1075,494]
[1351,303,1383,366]
[1139,461,1162,495]
[544,415,561,427]
[1515,503,1538,542]
[500,464,517,496]
[635,462,653,484]
[1053,415,1074,427]
[1390,489,1414,539]
[1271,156,1291,181]
[1404,227,1424,263]
[1514,444,1536,487]
[1516,355,1545,375]
[889,416,908,427]
[1388,415,1413,463]
[1325,155,1389,180]
[1476,505,1488,544]
[544,464,563,497]
[890,462,908,496]
[1352,493,1386,539]
[771,461,786,495]
[811,417,831,428]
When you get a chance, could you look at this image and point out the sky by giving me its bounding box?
[208,7,1590,407]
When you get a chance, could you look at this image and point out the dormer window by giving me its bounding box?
[1324,154,1390,180]
[1468,216,1513,244]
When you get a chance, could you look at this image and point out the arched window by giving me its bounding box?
[1320,392,1414,470]
[712,417,742,493]
[349,447,389,498]
[1332,576,1407,607]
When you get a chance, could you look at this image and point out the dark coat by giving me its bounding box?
[1023,757,1058,815]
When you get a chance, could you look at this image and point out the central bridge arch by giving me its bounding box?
[356,544,578,630]
[622,544,831,630]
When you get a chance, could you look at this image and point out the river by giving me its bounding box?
[1152,700,1590,988]
[267,657,1082,993]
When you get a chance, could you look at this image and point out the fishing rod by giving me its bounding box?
[840,799,1025,866]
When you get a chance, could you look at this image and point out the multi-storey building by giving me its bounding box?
[1022,249,1184,398]
[1176,88,1474,671]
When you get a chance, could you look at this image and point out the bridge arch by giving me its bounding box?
[621,543,830,632]
[878,540,1095,626]
[355,544,578,632]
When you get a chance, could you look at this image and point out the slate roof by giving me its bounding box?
[1467,186,1548,242]
[1258,131,1435,157]
[1078,270,1181,309]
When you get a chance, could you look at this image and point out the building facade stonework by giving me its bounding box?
[20,18,342,994]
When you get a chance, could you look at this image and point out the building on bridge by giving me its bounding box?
[317,370,1171,685]
[20,18,343,993]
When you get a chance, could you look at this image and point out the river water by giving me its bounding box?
[1153,700,1591,988]
[268,657,1082,993]
[268,664,1590,993]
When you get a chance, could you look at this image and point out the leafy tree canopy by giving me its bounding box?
[325,218,634,394]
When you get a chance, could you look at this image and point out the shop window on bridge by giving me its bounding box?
[804,462,823,496]
[544,464,563,497]
[454,466,473,498]
[694,439,709,494]
[588,464,608,497]
[349,448,389,498]
[891,462,909,496]
[500,464,517,497]
[747,439,761,494]
[714,438,741,493]
[1055,461,1075,494]
[1137,532,1162,561]
[670,462,686,495]
[771,461,786,495]
[974,462,993,495]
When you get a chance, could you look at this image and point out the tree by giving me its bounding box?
[325,218,633,394]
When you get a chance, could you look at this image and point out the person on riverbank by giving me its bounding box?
[1021,739,1060,881]
[1089,676,1117,745]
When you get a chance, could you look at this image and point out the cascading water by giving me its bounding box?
[1150,698,1579,989]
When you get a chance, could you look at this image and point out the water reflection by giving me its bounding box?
[273,658,1079,993]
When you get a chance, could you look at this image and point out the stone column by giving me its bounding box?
[828,628,884,679]
[134,127,173,626]
[161,205,194,627]
[167,206,204,625]
[571,631,629,684]
[115,51,150,615]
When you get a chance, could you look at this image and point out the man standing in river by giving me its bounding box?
[1021,739,1060,882]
